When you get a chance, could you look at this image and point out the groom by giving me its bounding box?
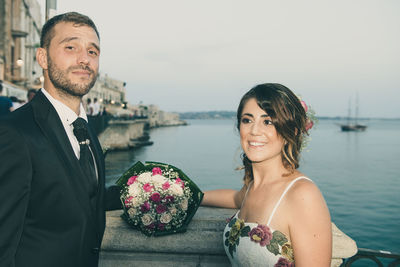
[0,12,119,267]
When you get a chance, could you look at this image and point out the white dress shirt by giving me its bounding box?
[41,88,87,159]
[41,88,98,180]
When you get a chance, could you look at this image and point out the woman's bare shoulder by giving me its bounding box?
[285,176,328,214]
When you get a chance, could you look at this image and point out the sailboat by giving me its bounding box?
[340,94,367,132]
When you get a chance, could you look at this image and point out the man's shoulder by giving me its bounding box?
[0,102,34,128]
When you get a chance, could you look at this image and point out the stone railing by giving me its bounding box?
[100,207,357,266]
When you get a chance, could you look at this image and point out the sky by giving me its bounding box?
[37,0,400,118]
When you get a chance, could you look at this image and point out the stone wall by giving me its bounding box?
[100,207,357,267]
[98,119,147,150]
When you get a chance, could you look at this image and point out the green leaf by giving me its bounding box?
[229,218,236,227]
[229,245,234,257]
[116,161,146,187]
[240,226,251,237]
[273,230,288,246]
[266,242,280,255]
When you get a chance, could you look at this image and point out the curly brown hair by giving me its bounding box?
[236,83,308,186]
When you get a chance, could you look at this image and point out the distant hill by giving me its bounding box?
[178,111,236,120]
[178,111,399,121]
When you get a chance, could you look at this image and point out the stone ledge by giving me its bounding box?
[100,207,357,266]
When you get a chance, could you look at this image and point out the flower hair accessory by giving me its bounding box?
[297,96,317,151]
[300,100,316,131]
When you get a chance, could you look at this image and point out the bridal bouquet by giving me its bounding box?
[116,161,203,236]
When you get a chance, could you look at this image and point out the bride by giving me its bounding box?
[201,83,332,266]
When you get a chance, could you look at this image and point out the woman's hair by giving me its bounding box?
[236,83,308,186]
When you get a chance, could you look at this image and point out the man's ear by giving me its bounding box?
[36,48,48,70]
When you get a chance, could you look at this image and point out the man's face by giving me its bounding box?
[45,22,100,97]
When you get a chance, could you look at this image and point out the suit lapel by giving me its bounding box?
[87,124,106,238]
[31,91,95,219]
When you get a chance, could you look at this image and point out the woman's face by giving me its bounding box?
[239,98,285,164]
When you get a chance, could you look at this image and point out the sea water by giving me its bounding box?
[105,118,400,264]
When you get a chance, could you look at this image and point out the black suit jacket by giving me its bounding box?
[0,91,110,267]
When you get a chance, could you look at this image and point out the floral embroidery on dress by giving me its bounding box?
[224,217,295,265]
[224,217,251,257]
[266,230,288,255]
[275,256,295,267]
[281,242,294,262]
[248,224,273,246]
[246,223,295,266]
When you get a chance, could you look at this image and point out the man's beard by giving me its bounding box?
[47,56,97,97]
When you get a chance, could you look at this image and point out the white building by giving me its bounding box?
[0,0,43,100]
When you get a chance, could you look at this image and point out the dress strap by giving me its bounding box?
[240,181,253,209]
[266,176,311,226]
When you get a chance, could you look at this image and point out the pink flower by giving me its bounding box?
[162,181,170,190]
[146,223,156,230]
[127,176,137,185]
[300,100,308,112]
[164,195,174,203]
[124,196,133,207]
[156,204,167,214]
[175,178,185,188]
[305,119,314,131]
[274,257,294,267]
[150,192,161,203]
[152,167,162,175]
[143,183,153,192]
[140,201,150,212]
[248,224,273,246]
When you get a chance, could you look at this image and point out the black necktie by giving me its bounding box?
[72,118,97,199]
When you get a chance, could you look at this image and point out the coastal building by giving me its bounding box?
[85,73,126,106]
[83,73,127,116]
[0,0,43,100]
[147,104,185,128]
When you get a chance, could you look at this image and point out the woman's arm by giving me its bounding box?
[201,186,247,209]
[287,180,332,267]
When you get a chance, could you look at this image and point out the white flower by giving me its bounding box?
[130,196,141,207]
[138,172,152,183]
[180,198,188,211]
[170,183,184,196]
[151,174,167,185]
[141,214,154,226]
[128,183,141,197]
[169,206,177,215]
[128,208,137,217]
[160,213,172,224]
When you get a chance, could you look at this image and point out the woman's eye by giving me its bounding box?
[264,119,273,125]
[65,46,74,50]
[241,118,251,124]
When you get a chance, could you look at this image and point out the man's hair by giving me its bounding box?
[40,12,100,49]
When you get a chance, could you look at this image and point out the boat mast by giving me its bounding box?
[347,98,351,125]
[355,92,359,125]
